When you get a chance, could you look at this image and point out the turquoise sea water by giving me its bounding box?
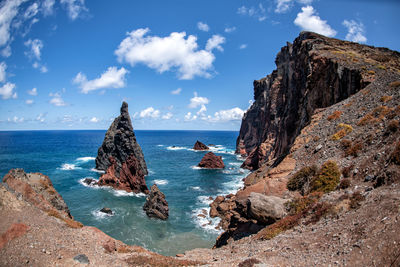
[0,130,248,256]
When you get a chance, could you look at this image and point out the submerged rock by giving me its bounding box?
[193,141,209,151]
[82,178,97,186]
[100,207,113,215]
[143,184,169,220]
[96,102,149,194]
[198,152,225,169]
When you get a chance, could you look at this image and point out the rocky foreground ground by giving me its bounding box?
[1,32,400,266]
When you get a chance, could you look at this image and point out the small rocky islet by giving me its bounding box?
[1,32,400,266]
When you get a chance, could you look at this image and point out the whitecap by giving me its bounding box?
[76,156,95,162]
[157,144,164,147]
[229,162,242,167]
[147,169,155,175]
[79,178,99,188]
[92,210,113,220]
[197,195,214,205]
[190,165,202,170]
[112,190,146,198]
[59,163,81,170]
[191,207,222,233]
[153,179,168,185]
[90,168,105,174]
[166,146,187,150]
[190,186,201,191]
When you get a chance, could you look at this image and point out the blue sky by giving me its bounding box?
[0,0,399,131]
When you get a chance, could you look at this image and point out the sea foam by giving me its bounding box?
[59,163,81,170]
[153,179,168,185]
[76,156,95,162]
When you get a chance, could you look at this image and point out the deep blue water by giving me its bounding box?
[0,130,248,256]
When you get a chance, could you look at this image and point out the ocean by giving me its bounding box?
[0,130,249,256]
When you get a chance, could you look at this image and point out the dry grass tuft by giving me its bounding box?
[327,110,343,121]
[47,209,83,229]
[389,81,400,88]
[380,95,393,103]
[345,142,363,157]
[332,123,353,141]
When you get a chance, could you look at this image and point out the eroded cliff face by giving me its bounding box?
[236,31,396,170]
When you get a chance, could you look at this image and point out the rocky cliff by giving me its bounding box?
[96,102,149,193]
[237,31,399,170]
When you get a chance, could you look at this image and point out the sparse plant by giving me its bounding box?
[339,178,351,189]
[310,160,341,193]
[327,110,343,121]
[390,141,400,165]
[285,192,323,215]
[340,139,352,149]
[287,165,318,194]
[341,164,354,178]
[331,123,353,140]
[387,120,399,132]
[367,70,375,75]
[377,65,386,70]
[305,202,334,224]
[345,142,363,157]
[357,114,374,126]
[389,81,400,88]
[380,95,393,103]
[349,191,365,209]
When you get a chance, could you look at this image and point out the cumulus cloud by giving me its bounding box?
[8,116,24,123]
[24,39,43,60]
[294,6,337,37]
[189,92,209,108]
[73,66,128,94]
[205,107,245,122]
[1,45,11,57]
[237,4,266,22]
[197,104,207,116]
[275,0,313,13]
[205,34,225,52]
[60,0,88,20]
[42,0,55,16]
[343,20,367,43]
[89,117,99,123]
[0,0,25,47]
[36,113,46,122]
[197,22,209,32]
[171,88,182,95]
[32,62,48,73]
[139,107,160,119]
[49,92,66,106]
[24,2,39,20]
[224,26,236,33]
[0,61,6,82]
[162,112,173,120]
[0,82,17,99]
[25,99,33,105]
[184,112,197,121]
[115,28,221,80]
[239,44,247,49]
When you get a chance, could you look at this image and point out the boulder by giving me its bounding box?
[100,207,113,215]
[247,192,287,224]
[83,178,97,186]
[96,102,148,194]
[193,141,209,151]
[198,152,225,169]
[143,184,169,220]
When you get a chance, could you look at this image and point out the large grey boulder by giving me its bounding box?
[247,192,287,224]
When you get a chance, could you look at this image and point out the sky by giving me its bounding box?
[0,0,399,131]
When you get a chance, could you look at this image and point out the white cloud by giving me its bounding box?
[49,92,66,106]
[224,26,236,33]
[189,92,209,108]
[239,44,247,49]
[139,107,160,119]
[0,61,6,82]
[184,112,197,121]
[0,0,25,47]
[197,22,209,32]
[343,20,367,43]
[162,112,173,120]
[73,66,128,94]
[24,2,39,20]
[237,4,266,22]
[275,0,313,13]
[32,62,48,73]
[25,99,33,105]
[206,107,245,122]
[8,116,24,123]
[205,34,225,52]
[294,6,337,37]
[1,45,11,57]
[42,0,55,16]
[24,39,43,60]
[60,0,88,20]
[90,117,99,123]
[0,82,17,99]
[197,104,207,116]
[171,88,182,95]
[36,113,46,122]
[115,28,218,80]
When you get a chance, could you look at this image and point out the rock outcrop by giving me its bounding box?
[236,31,399,170]
[198,152,225,169]
[247,193,287,224]
[193,141,209,150]
[96,102,149,193]
[143,184,169,220]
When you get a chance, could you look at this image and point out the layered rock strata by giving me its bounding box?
[96,102,148,193]
[143,184,169,220]
[198,152,225,169]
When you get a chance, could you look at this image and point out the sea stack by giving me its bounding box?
[96,102,149,194]
[143,184,169,220]
[198,152,225,169]
[193,140,209,151]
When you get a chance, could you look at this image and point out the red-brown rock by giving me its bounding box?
[98,155,149,194]
[198,152,225,169]
[193,141,209,151]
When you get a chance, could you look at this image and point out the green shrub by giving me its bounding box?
[310,160,341,193]
[287,165,318,194]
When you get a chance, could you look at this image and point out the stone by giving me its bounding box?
[100,207,113,215]
[82,178,97,186]
[143,184,169,220]
[73,254,89,264]
[193,141,209,150]
[96,102,148,194]
[247,192,287,225]
[314,144,323,153]
[198,152,225,169]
